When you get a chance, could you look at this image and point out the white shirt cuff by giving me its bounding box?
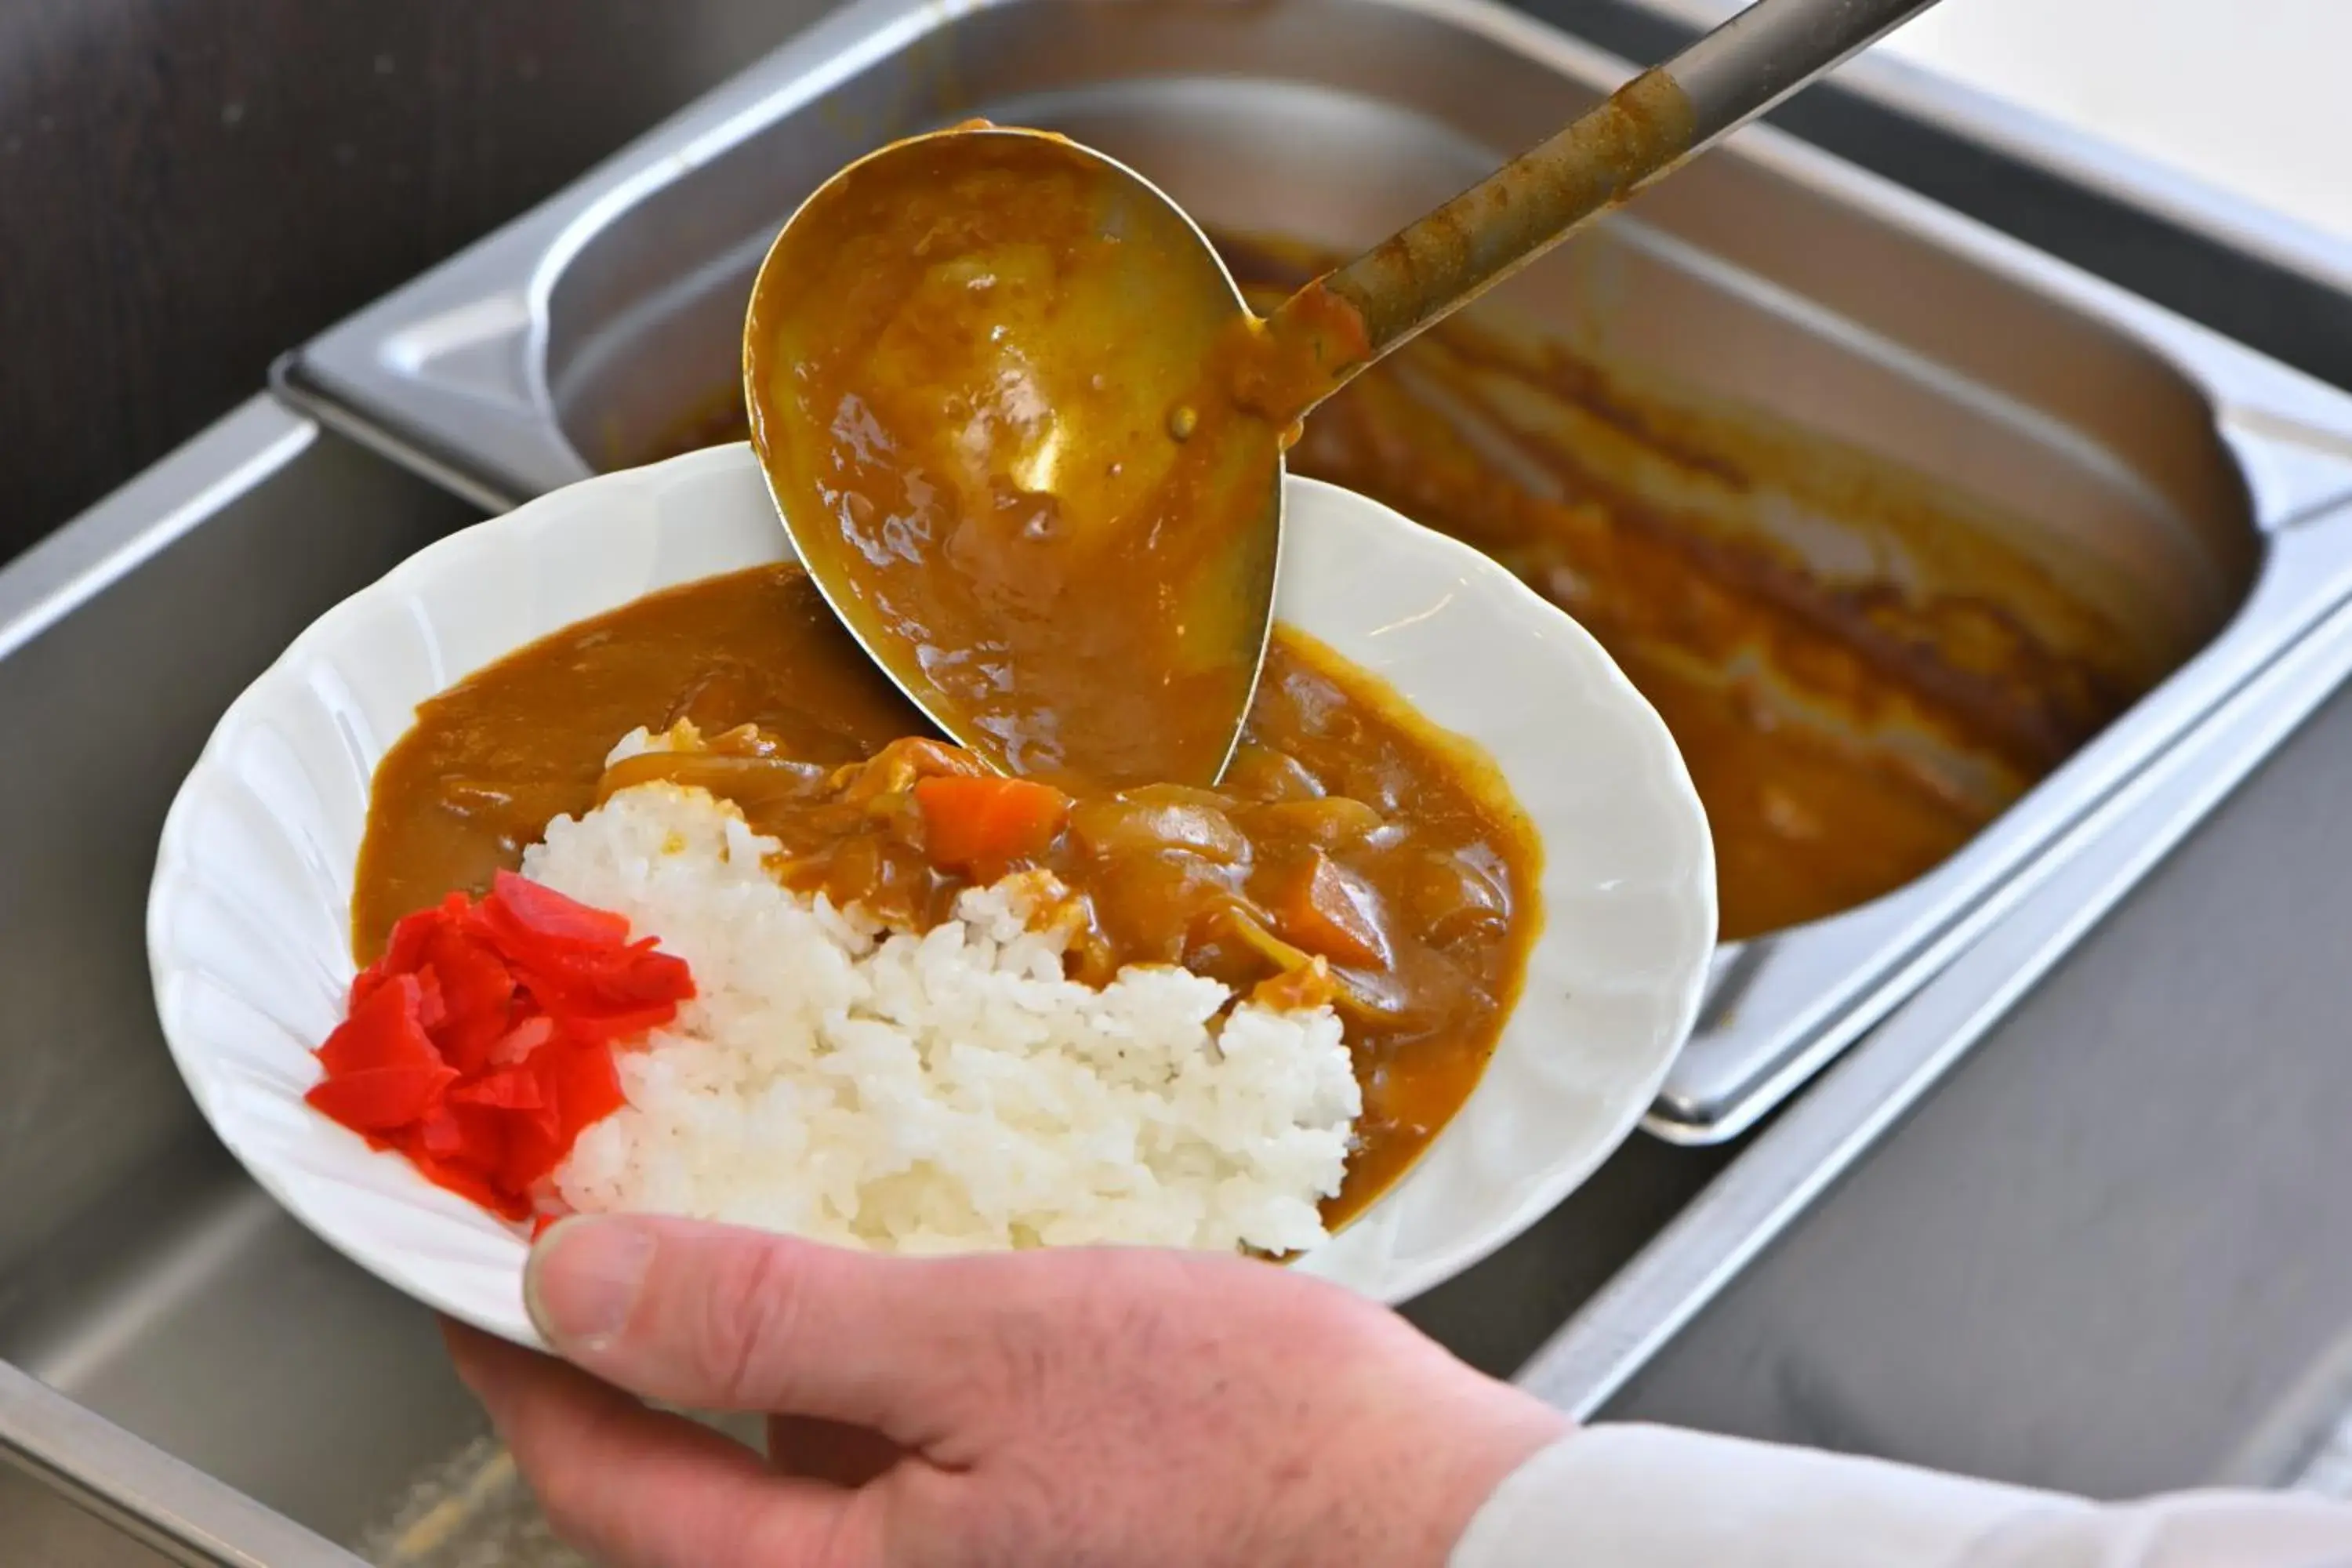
[1448,1423,2085,1568]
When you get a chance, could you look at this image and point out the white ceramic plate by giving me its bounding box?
[147,444,1715,1347]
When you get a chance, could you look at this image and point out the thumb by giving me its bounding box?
[526,1214,994,1447]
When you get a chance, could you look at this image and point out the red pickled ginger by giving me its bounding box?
[307,873,692,1221]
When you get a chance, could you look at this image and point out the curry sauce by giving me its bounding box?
[354,566,1540,1228]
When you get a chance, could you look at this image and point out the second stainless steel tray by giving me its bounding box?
[277,0,2352,1140]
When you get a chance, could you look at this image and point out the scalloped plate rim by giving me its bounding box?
[147,443,1716,1348]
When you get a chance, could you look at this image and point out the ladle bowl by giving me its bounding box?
[742,127,1280,790]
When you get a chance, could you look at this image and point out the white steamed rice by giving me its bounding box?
[521,773,1361,1256]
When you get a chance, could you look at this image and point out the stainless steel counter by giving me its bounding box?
[1596,659,2352,1497]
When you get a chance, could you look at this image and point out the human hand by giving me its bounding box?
[445,1214,1570,1568]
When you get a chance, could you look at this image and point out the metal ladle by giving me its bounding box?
[744,0,1945,789]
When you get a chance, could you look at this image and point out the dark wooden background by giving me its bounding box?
[8,0,2349,568]
[0,0,833,560]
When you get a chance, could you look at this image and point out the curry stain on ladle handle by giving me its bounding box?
[1246,0,1949,425]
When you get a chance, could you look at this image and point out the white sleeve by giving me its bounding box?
[1447,1425,2352,1568]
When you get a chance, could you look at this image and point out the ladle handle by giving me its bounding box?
[1263,0,1945,411]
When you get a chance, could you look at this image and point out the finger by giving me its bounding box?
[443,1320,879,1568]
[768,1415,903,1488]
[524,1214,1005,1443]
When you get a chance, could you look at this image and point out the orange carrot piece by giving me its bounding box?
[1272,852,1392,971]
[916,775,1071,870]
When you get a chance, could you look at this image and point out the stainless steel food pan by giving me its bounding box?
[277,0,2352,1139]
